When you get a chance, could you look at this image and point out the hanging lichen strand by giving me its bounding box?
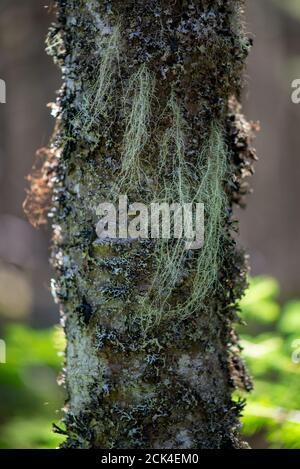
[44,0,257,449]
[76,24,121,136]
[138,118,230,330]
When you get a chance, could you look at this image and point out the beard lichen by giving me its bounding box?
[101,86,230,331]
[73,25,121,136]
[115,64,155,193]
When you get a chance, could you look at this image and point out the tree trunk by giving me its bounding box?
[40,0,256,449]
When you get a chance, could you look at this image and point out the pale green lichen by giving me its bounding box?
[66,314,106,416]
[185,123,228,317]
[139,116,229,330]
[107,91,229,330]
[75,25,121,133]
[157,95,191,204]
[116,64,155,192]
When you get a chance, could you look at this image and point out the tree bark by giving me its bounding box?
[43,0,256,449]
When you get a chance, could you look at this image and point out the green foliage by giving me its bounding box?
[238,276,300,449]
[0,325,65,448]
[279,300,300,335]
[239,276,280,324]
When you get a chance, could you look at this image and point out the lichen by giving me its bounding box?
[118,64,155,190]
[65,313,106,416]
[74,24,121,134]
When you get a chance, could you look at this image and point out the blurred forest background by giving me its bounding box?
[0,0,300,449]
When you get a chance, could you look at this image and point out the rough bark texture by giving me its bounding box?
[35,0,257,449]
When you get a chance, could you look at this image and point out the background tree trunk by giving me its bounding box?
[45,0,255,449]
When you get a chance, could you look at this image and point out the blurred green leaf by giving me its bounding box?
[0,324,64,449]
[4,324,63,368]
[0,417,65,449]
[240,277,280,324]
[242,277,279,305]
[279,300,300,335]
